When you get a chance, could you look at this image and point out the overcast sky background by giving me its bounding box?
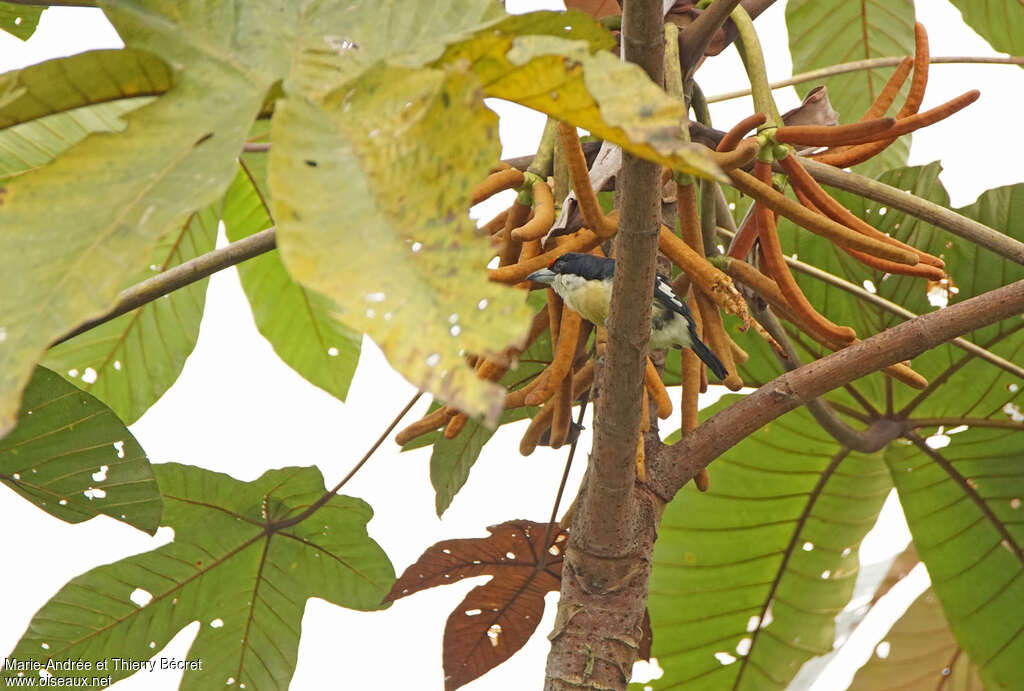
[1,1,1021,689]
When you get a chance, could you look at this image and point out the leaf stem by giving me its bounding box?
[706,55,1024,104]
[270,392,422,532]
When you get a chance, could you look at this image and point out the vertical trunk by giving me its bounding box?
[543,0,666,688]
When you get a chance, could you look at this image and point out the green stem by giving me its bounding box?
[690,82,712,127]
[526,117,558,180]
[730,4,781,128]
[664,23,684,103]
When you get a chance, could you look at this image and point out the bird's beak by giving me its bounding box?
[526,268,556,284]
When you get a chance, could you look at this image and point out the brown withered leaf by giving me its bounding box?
[781,85,840,127]
[564,0,622,19]
[383,520,568,691]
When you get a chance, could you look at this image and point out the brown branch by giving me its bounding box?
[51,228,277,348]
[751,301,900,453]
[706,55,1024,104]
[678,0,744,77]
[648,278,1024,503]
[545,0,664,687]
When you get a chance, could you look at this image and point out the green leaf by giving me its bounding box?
[271,62,533,424]
[2,463,394,690]
[785,0,916,175]
[402,302,549,514]
[42,204,219,423]
[0,49,172,131]
[222,140,362,402]
[0,367,161,533]
[646,401,893,690]
[886,426,1024,689]
[849,587,984,690]
[440,11,724,181]
[946,0,1024,62]
[0,5,271,435]
[0,99,152,179]
[0,48,168,178]
[0,2,43,40]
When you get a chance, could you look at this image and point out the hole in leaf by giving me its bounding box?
[801,542,814,552]
[82,367,98,384]
[486,624,502,647]
[92,465,109,482]
[714,652,736,665]
[875,641,891,659]
[735,638,751,656]
[130,588,153,607]
[210,618,224,628]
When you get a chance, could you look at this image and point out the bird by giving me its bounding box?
[527,252,728,380]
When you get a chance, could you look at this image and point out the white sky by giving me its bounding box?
[1,2,1020,689]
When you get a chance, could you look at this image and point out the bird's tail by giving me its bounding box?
[690,338,728,381]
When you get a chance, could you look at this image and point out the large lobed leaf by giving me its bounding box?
[2,463,394,690]
[2,1,721,432]
[886,425,1023,689]
[384,520,567,691]
[0,367,161,533]
[646,401,893,690]
[786,0,916,176]
[705,167,1024,686]
[222,130,362,403]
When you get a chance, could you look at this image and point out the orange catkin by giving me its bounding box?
[489,229,601,284]
[726,167,918,265]
[644,357,673,419]
[472,168,524,206]
[526,308,581,406]
[751,161,857,345]
[717,112,767,152]
[511,181,555,242]
[779,154,944,268]
[774,116,896,148]
[556,121,617,237]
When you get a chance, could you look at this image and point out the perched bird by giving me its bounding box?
[527,252,728,380]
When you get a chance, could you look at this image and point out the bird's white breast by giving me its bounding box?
[553,274,610,326]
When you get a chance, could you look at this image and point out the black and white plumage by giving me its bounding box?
[526,252,728,380]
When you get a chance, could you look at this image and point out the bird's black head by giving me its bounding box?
[549,252,615,281]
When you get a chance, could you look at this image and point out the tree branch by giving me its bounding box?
[678,0,744,78]
[797,157,1024,265]
[50,228,276,347]
[750,300,899,452]
[647,278,1024,503]
[706,55,1024,104]
[545,0,665,687]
